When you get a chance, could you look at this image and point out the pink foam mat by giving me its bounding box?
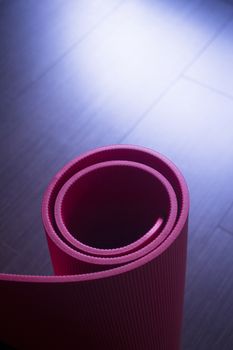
[0,145,189,350]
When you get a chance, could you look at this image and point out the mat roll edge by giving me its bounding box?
[0,145,189,350]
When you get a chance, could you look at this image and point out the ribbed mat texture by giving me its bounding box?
[0,145,189,350]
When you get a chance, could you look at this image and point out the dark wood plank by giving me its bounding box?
[183,227,233,350]
[0,0,123,103]
[0,242,18,271]
[220,204,233,234]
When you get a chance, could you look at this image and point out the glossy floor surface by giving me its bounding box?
[1,1,233,349]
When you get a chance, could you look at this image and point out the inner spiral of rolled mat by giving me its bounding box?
[54,160,177,261]
[0,145,189,350]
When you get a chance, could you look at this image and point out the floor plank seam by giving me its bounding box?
[181,12,233,77]
[0,241,18,254]
[218,224,233,237]
[13,0,125,102]
[216,201,233,230]
[181,74,233,101]
[119,75,181,143]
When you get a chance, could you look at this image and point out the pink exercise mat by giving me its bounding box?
[0,145,189,350]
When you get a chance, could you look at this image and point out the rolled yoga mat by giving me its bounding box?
[0,145,189,350]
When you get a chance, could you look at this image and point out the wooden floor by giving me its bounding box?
[1,0,233,348]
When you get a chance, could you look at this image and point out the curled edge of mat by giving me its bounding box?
[0,144,189,283]
[54,160,178,263]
